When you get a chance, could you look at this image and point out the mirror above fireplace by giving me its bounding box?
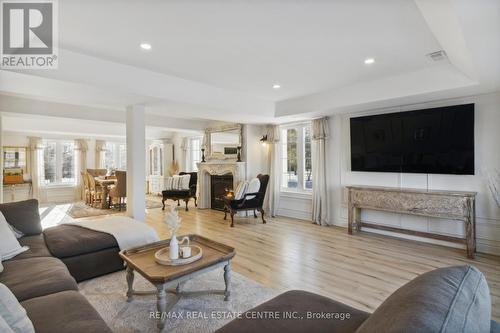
[205,124,242,159]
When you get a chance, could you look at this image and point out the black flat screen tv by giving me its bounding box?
[350,103,474,175]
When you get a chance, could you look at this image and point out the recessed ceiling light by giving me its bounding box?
[140,43,152,50]
[272,84,281,89]
[364,58,375,65]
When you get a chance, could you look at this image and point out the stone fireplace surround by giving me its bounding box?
[197,160,246,209]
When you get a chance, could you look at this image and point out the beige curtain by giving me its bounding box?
[95,140,106,168]
[266,125,280,217]
[311,117,331,225]
[28,137,44,200]
[74,139,88,200]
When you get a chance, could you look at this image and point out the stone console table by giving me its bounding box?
[346,186,477,259]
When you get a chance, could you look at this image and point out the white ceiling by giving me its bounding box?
[1,112,200,140]
[59,0,441,101]
[0,0,499,125]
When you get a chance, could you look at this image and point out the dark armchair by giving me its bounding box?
[223,174,269,227]
[162,172,198,211]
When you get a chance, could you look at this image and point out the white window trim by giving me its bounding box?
[101,142,127,170]
[279,122,313,195]
[41,140,77,187]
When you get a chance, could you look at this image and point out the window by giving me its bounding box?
[280,123,313,192]
[187,137,202,172]
[101,142,127,170]
[41,140,76,186]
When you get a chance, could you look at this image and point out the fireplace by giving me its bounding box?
[210,174,233,210]
[196,161,246,209]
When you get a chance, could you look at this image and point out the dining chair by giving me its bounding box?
[87,168,107,177]
[87,173,103,208]
[81,171,91,205]
[109,170,126,211]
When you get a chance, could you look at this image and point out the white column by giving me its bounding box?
[126,105,146,221]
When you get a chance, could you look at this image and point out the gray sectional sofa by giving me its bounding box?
[1,199,499,333]
[0,199,122,333]
[216,265,500,333]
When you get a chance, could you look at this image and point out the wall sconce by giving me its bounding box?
[260,135,268,146]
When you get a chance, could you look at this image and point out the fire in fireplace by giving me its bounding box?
[210,174,233,211]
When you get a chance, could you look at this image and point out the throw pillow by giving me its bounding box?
[0,212,28,261]
[0,199,42,236]
[7,224,23,239]
[246,178,261,200]
[234,181,248,200]
[179,174,191,190]
[164,177,173,191]
[172,175,182,190]
[0,283,35,333]
[0,315,15,333]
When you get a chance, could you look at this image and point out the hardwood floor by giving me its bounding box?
[145,201,500,320]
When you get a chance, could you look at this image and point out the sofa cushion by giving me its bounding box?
[0,283,35,333]
[215,290,369,333]
[7,234,52,261]
[356,265,491,333]
[21,290,112,333]
[0,257,78,301]
[43,224,118,258]
[60,247,124,282]
[0,199,42,236]
[162,189,191,197]
[0,211,29,261]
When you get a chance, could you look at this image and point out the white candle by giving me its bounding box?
[181,246,191,258]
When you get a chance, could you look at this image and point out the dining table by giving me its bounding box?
[94,176,117,209]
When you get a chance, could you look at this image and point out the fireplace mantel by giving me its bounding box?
[197,161,246,209]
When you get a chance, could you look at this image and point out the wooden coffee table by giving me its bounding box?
[119,234,236,331]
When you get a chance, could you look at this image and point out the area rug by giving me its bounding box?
[79,269,277,333]
[68,200,163,219]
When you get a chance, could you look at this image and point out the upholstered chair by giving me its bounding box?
[87,173,103,208]
[161,172,198,211]
[223,174,269,227]
[109,170,126,211]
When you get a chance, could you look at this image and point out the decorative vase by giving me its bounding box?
[169,235,179,260]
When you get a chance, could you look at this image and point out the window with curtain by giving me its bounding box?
[101,142,127,170]
[187,137,202,172]
[280,123,313,192]
[41,140,76,186]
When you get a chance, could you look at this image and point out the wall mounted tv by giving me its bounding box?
[350,103,474,175]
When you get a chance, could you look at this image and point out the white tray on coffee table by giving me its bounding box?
[154,245,203,266]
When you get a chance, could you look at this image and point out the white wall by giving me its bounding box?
[280,92,500,255]
[171,133,186,172]
[242,124,269,179]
